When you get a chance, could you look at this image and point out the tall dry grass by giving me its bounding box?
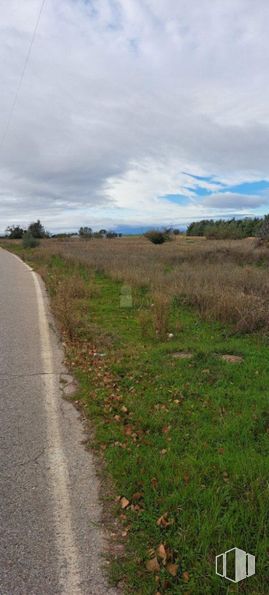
[27,235,269,332]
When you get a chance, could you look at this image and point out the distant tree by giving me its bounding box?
[6,225,24,239]
[144,229,171,245]
[256,214,269,241]
[106,231,118,238]
[99,229,107,235]
[79,226,92,238]
[28,219,46,238]
[172,228,180,235]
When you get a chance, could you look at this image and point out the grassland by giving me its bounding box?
[2,235,269,594]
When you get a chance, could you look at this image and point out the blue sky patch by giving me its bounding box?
[162,194,190,205]
[225,180,269,195]
[184,186,212,197]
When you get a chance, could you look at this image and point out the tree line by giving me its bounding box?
[186,216,269,239]
[4,222,122,240]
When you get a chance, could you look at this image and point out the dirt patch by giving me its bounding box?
[219,354,243,363]
[171,352,193,359]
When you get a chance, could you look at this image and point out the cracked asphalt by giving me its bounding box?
[0,249,118,595]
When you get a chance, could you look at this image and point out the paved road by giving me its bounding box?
[0,249,118,595]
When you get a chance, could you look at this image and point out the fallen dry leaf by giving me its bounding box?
[182,571,190,582]
[162,425,171,434]
[167,563,179,577]
[132,491,144,501]
[156,543,167,561]
[123,425,133,436]
[146,557,160,573]
[120,496,130,509]
[157,513,170,528]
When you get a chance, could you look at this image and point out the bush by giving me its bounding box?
[144,230,170,244]
[22,232,40,248]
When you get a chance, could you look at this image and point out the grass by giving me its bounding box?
[2,238,269,594]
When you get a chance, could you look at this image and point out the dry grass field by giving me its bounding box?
[34,234,269,332]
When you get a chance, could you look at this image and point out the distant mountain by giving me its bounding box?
[113,224,186,235]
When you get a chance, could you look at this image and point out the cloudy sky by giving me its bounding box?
[1,0,269,233]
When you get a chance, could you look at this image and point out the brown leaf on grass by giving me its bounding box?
[151,477,158,489]
[162,425,171,434]
[167,563,179,577]
[131,503,142,512]
[162,580,172,589]
[183,473,190,485]
[123,424,133,436]
[157,513,170,528]
[146,557,160,573]
[182,571,190,582]
[132,491,144,501]
[121,405,128,414]
[156,543,167,561]
[120,496,130,509]
[114,415,121,422]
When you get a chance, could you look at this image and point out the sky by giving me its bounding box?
[1,0,269,233]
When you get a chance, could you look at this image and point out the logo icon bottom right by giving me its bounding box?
[216,547,255,583]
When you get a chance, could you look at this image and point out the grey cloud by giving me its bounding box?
[203,192,268,209]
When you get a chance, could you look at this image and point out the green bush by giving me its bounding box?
[144,229,170,244]
[22,232,40,248]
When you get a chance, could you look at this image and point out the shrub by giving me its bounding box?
[22,232,40,248]
[106,231,118,239]
[144,230,170,244]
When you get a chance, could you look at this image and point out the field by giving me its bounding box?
[3,235,269,594]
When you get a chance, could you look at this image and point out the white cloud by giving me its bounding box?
[1,0,269,231]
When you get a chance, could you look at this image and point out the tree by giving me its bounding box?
[6,225,24,239]
[28,219,46,238]
[256,215,269,241]
[79,226,92,238]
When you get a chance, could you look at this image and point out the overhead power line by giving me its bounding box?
[0,0,47,152]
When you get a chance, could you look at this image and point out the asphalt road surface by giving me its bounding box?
[0,249,118,595]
